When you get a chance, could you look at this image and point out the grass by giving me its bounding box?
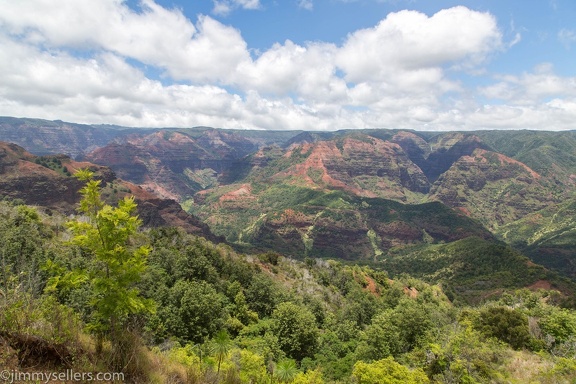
[504,350,553,383]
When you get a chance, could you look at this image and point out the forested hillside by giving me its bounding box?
[1,118,576,382]
[1,175,576,383]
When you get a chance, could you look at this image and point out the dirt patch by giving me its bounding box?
[0,335,19,369]
[352,272,380,297]
[527,280,552,291]
[364,275,380,296]
[0,331,73,368]
[219,184,254,202]
[457,206,471,216]
[403,286,419,299]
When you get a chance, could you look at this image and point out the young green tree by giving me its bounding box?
[274,359,299,383]
[47,169,154,357]
[211,330,233,374]
[0,204,45,301]
[232,349,268,384]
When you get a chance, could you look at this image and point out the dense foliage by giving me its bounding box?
[1,182,576,382]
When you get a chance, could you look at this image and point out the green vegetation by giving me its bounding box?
[475,130,576,182]
[375,236,575,305]
[1,170,576,383]
[352,357,429,384]
[495,196,576,278]
[45,169,154,369]
[34,155,72,176]
[190,183,491,262]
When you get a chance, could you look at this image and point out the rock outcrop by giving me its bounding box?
[0,142,221,241]
[85,130,258,201]
[270,135,430,201]
[430,148,555,228]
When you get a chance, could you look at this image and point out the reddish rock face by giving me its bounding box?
[0,141,220,241]
[270,135,431,201]
[0,143,92,210]
[84,129,258,201]
[429,148,555,228]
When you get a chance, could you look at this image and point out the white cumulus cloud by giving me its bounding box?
[212,0,261,16]
[297,0,314,11]
[480,63,576,105]
[0,1,574,130]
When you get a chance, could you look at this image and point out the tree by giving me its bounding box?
[232,349,268,384]
[47,169,154,357]
[475,306,531,350]
[352,357,429,384]
[271,302,319,361]
[233,290,258,326]
[161,279,225,343]
[414,318,508,382]
[0,205,45,300]
[292,369,325,384]
[274,359,298,383]
[540,307,576,355]
[540,308,576,344]
[211,330,233,374]
[245,274,279,317]
[361,299,432,359]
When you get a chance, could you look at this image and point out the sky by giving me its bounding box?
[0,0,575,131]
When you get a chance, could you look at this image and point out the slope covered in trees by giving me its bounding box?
[1,180,576,383]
[1,119,576,382]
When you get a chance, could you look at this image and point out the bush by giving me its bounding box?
[352,357,429,384]
[475,306,532,350]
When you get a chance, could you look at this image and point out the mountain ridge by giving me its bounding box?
[1,116,576,279]
[0,140,221,242]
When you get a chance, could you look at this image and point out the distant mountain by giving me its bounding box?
[495,197,576,278]
[0,116,144,159]
[188,131,572,260]
[187,132,499,259]
[374,236,575,304]
[475,130,576,185]
[251,134,431,200]
[429,148,557,229]
[393,131,491,182]
[1,117,576,279]
[84,129,259,201]
[0,141,221,242]
[0,116,297,159]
